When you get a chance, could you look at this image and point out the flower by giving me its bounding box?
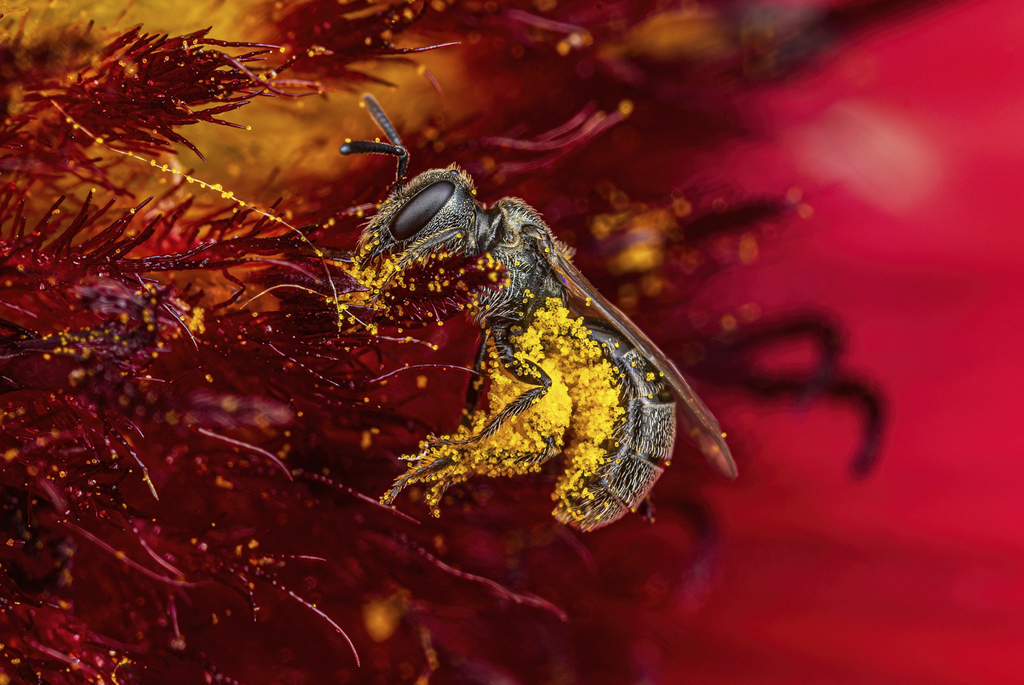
[0,0,1002,683]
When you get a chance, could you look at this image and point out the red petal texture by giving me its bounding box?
[0,0,1018,683]
[685,1,1024,682]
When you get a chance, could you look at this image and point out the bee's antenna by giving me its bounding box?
[340,94,409,190]
[361,94,405,150]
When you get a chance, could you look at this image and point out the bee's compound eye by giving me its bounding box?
[391,181,456,240]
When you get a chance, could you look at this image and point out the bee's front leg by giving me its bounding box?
[460,328,490,428]
[382,432,561,514]
[381,444,459,506]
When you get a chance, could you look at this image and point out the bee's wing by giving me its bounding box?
[552,253,738,480]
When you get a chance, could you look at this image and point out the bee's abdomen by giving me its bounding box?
[605,346,674,499]
[622,397,675,462]
[605,448,664,508]
[554,321,676,531]
[591,328,677,461]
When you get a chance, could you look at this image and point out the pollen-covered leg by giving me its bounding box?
[430,381,547,448]
[477,379,550,439]
[437,325,552,446]
[476,321,554,434]
[380,449,461,508]
[383,433,562,516]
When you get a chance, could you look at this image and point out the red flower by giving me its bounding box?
[0,0,1008,683]
[666,1,1024,682]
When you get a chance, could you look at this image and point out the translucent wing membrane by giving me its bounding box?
[552,253,738,479]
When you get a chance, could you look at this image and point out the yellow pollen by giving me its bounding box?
[385,299,623,518]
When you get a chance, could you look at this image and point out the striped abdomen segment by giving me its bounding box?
[556,321,677,531]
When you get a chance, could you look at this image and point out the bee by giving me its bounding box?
[340,94,737,530]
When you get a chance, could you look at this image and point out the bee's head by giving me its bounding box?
[353,165,500,267]
[340,95,505,270]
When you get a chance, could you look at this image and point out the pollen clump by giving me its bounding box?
[341,255,404,312]
[181,305,206,334]
[335,255,409,335]
[385,298,623,520]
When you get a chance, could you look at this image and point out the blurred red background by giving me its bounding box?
[680,1,1024,681]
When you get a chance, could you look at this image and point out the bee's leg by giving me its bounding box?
[637,495,657,524]
[381,449,458,505]
[506,434,561,466]
[385,434,561,514]
[477,360,550,440]
[460,329,490,427]
[439,320,551,445]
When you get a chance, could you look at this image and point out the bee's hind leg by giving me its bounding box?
[436,318,551,446]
